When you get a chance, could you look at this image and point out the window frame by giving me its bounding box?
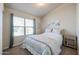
[13,16,35,37]
[13,26,24,36]
[25,26,34,35]
[25,19,34,35]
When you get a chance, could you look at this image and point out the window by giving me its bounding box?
[25,19,34,35]
[13,16,24,36]
[13,16,35,36]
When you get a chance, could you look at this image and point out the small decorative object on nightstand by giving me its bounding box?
[63,30,77,49]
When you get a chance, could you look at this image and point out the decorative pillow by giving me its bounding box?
[45,24,54,32]
[45,20,60,33]
[51,20,60,33]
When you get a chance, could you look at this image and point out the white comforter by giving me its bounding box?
[22,32,63,55]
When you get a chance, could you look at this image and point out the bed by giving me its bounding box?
[22,20,63,55]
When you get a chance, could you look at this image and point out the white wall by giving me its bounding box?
[41,4,76,35]
[0,3,3,54]
[3,6,42,49]
[77,4,79,55]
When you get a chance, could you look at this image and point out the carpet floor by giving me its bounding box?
[3,45,78,55]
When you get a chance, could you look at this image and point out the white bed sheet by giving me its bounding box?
[22,32,63,55]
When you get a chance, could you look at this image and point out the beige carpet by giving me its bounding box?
[61,46,77,55]
[3,46,77,55]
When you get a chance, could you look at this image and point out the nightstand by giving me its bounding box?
[63,33,77,49]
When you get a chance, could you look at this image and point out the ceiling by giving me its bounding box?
[5,3,62,17]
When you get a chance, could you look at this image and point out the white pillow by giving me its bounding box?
[51,21,60,33]
[45,24,53,32]
[45,20,60,33]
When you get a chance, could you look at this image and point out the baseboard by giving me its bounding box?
[3,47,9,51]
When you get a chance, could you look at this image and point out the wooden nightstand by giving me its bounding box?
[63,33,77,49]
